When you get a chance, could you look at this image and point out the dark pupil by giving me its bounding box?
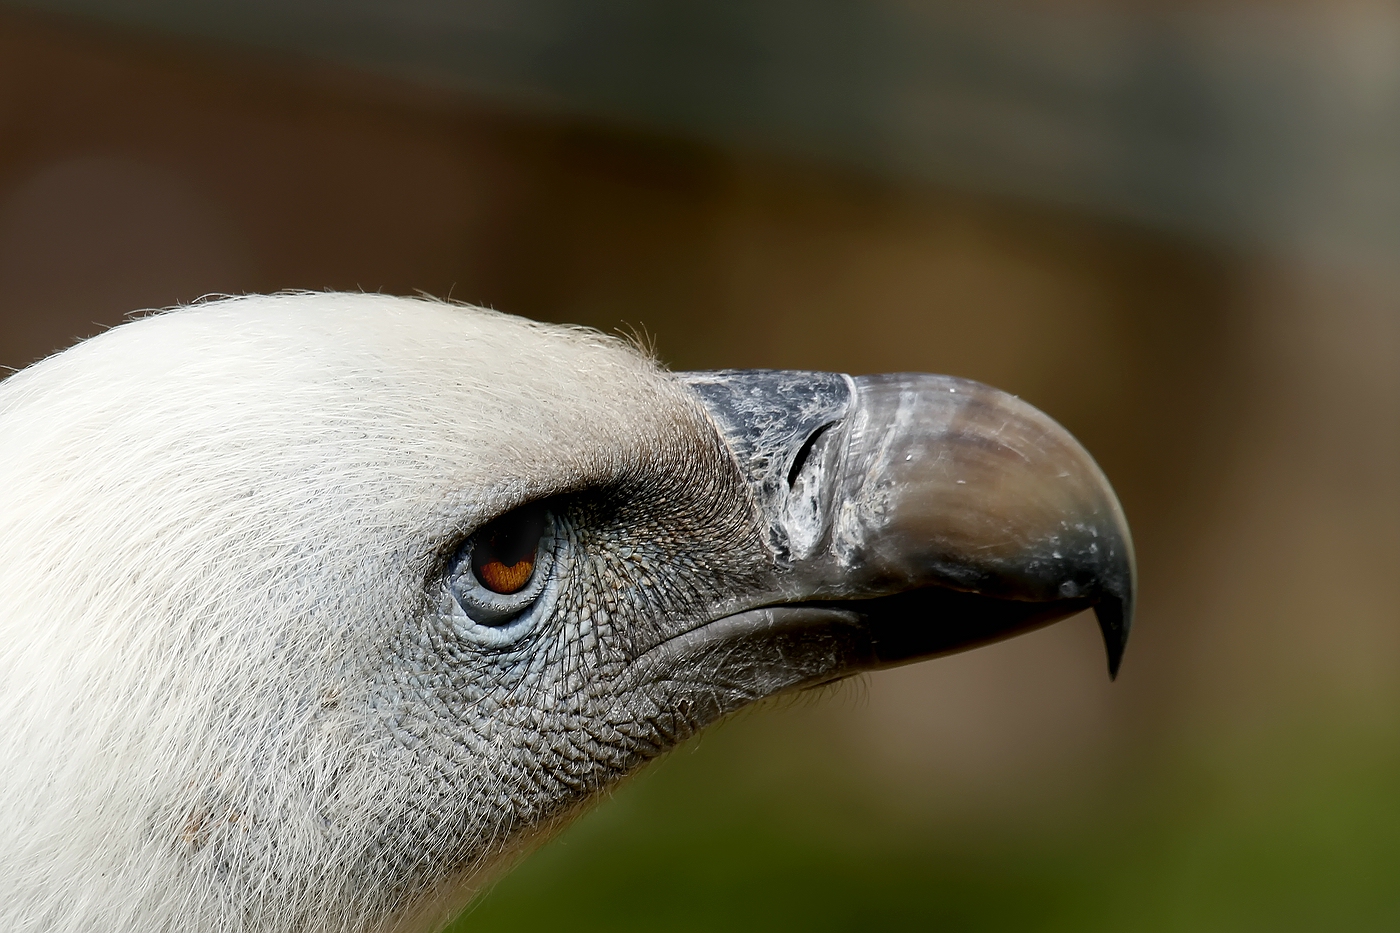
[471,504,546,591]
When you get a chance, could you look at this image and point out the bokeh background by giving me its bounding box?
[1,2,1397,929]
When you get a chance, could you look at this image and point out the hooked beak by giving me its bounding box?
[681,370,1135,680]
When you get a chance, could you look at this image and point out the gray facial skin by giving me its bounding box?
[362,369,1133,930]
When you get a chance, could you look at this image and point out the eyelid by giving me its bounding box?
[449,507,559,634]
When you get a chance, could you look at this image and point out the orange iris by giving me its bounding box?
[470,505,546,595]
[476,555,535,594]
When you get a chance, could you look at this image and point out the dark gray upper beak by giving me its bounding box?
[682,370,1135,678]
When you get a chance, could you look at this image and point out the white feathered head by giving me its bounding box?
[0,293,1132,932]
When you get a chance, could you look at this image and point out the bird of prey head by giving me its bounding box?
[0,293,1132,933]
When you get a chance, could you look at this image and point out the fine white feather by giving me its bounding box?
[0,293,706,933]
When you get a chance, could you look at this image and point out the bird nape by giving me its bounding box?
[0,293,1134,933]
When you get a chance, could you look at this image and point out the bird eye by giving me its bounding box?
[471,508,544,595]
[449,503,558,630]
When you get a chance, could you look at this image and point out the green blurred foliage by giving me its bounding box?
[454,700,1400,932]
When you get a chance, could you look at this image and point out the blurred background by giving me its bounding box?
[1,1,1397,929]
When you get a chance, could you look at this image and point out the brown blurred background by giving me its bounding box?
[1,2,1397,929]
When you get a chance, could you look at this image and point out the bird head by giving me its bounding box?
[0,293,1132,932]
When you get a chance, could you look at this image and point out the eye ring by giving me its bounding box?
[449,504,559,631]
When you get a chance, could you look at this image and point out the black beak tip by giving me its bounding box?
[1094,592,1131,681]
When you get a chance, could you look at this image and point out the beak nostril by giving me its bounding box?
[786,422,837,489]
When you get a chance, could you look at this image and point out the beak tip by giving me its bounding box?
[1094,593,1131,681]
